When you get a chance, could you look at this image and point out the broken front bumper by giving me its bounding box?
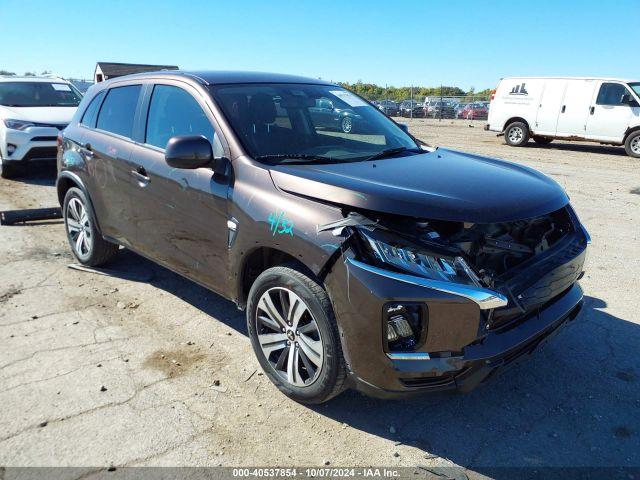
[324,250,584,398]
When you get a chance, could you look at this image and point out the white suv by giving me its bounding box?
[0,76,83,178]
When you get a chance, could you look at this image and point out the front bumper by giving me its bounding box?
[2,125,62,163]
[324,237,586,398]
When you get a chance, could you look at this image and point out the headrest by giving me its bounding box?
[249,93,277,124]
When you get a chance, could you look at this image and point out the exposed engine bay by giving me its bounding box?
[325,205,579,289]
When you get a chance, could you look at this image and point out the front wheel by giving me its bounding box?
[624,131,640,158]
[247,266,347,404]
[505,121,530,146]
[63,187,119,266]
[0,159,25,179]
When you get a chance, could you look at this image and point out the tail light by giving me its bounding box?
[490,89,497,102]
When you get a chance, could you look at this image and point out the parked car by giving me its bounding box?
[309,97,360,133]
[487,76,640,157]
[58,71,589,404]
[399,100,424,117]
[0,76,82,178]
[377,100,399,116]
[455,103,470,118]
[424,101,455,118]
[460,102,488,120]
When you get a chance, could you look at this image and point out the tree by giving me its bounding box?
[24,72,36,77]
[0,70,16,76]
[41,70,52,75]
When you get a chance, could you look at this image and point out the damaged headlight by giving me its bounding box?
[359,229,482,287]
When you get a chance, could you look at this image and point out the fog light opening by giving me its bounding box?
[7,144,17,156]
[384,303,426,352]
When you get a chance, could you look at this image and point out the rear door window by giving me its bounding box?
[145,84,222,155]
[96,85,142,138]
[80,91,106,128]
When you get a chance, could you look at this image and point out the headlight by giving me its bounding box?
[359,229,482,287]
[4,119,36,131]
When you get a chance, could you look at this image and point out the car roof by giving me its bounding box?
[101,70,336,86]
[501,76,638,83]
[0,76,70,83]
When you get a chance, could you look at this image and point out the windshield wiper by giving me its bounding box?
[255,154,339,164]
[364,147,422,161]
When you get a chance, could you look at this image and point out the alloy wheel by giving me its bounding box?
[255,287,324,387]
[66,197,93,257]
[631,136,640,155]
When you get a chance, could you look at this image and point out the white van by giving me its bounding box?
[486,77,640,158]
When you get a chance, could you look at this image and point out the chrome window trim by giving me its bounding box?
[346,257,508,310]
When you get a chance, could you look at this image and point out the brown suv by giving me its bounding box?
[57,71,589,403]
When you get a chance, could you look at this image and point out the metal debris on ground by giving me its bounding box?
[0,207,62,226]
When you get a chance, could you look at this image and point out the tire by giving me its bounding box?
[63,187,119,266]
[533,136,553,145]
[624,130,640,158]
[0,159,25,179]
[246,265,347,404]
[505,121,530,147]
[340,116,353,133]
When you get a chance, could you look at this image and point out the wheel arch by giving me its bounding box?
[237,246,320,310]
[623,125,640,142]
[56,172,102,234]
[503,117,530,132]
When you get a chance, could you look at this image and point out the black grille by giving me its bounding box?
[22,147,58,161]
[30,136,58,142]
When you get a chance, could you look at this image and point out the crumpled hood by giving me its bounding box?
[0,106,76,124]
[269,148,569,224]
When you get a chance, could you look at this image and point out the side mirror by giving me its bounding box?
[622,93,639,107]
[165,135,212,169]
[398,123,410,134]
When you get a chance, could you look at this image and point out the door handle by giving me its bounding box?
[561,105,566,113]
[131,167,150,185]
[590,106,595,115]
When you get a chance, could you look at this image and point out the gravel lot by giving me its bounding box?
[1,119,639,475]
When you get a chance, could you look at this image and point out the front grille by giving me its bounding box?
[30,136,58,142]
[489,233,587,330]
[22,147,58,161]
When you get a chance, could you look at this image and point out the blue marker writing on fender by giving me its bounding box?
[268,211,294,237]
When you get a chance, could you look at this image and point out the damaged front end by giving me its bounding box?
[321,205,589,396]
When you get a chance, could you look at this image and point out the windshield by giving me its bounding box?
[0,81,82,107]
[629,83,640,97]
[210,84,419,163]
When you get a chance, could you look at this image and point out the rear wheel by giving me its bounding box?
[505,121,530,146]
[533,136,553,145]
[624,131,640,158]
[247,266,347,404]
[63,187,119,266]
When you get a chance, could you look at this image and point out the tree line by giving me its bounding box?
[337,80,492,102]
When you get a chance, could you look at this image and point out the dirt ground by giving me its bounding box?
[1,119,639,475]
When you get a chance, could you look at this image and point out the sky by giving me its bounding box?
[0,0,638,91]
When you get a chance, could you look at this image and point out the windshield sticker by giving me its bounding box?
[329,90,368,108]
[52,84,72,91]
[268,211,294,237]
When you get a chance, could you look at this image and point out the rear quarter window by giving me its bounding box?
[96,85,142,138]
[80,91,106,128]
